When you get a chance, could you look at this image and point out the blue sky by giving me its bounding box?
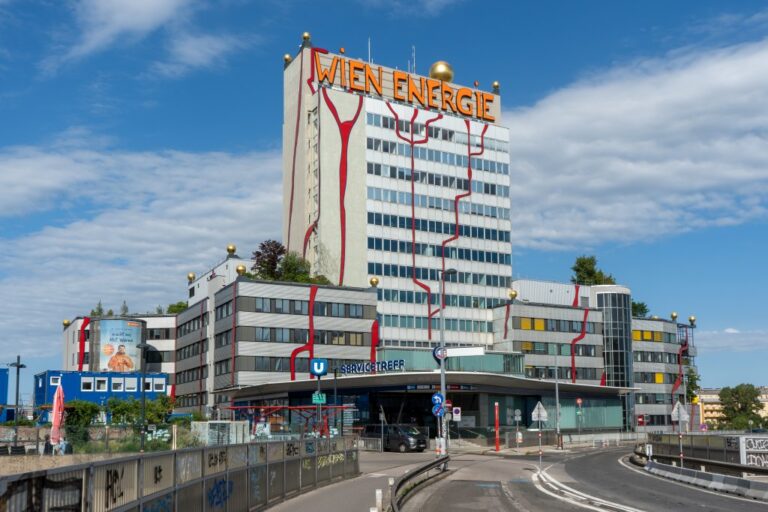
[2,0,768,404]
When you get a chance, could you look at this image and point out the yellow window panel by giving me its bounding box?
[642,331,652,341]
[520,318,532,330]
[655,373,664,384]
[653,331,663,342]
[521,341,533,352]
[632,330,641,341]
[534,318,545,331]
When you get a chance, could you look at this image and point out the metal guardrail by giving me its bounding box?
[390,455,449,512]
[646,460,768,501]
[0,436,360,511]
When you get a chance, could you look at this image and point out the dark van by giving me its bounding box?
[363,424,428,452]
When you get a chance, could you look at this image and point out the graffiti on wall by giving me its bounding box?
[745,437,768,468]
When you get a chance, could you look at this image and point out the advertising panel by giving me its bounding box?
[95,319,144,372]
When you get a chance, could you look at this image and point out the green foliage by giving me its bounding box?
[631,301,649,317]
[252,239,286,280]
[1,418,35,427]
[719,384,763,429]
[167,301,188,314]
[279,252,332,284]
[90,300,104,317]
[120,300,129,315]
[251,240,331,284]
[155,305,164,314]
[65,400,101,445]
[106,308,114,316]
[685,367,701,404]
[106,396,174,425]
[570,255,616,286]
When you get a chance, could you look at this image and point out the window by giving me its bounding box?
[520,318,532,330]
[125,378,137,392]
[654,331,663,342]
[50,376,60,386]
[95,378,107,391]
[632,330,641,341]
[534,318,545,331]
[154,379,166,392]
[143,379,152,391]
[81,377,94,392]
[642,331,652,341]
[111,378,124,392]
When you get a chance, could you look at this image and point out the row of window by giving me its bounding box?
[517,341,598,357]
[176,339,207,361]
[367,236,509,266]
[633,351,680,364]
[367,185,510,221]
[368,262,510,290]
[366,112,509,153]
[367,211,512,244]
[214,359,231,376]
[215,301,234,321]
[635,393,684,405]
[524,367,600,380]
[147,328,173,340]
[175,392,206,408]
[243,356,386,374]
[176,366,208,384]
[632,330,677,344]
[634,372,679,385]
[366,137,510,175]
[253,297,365,319]
[178,313,208,337]
[366,162,510,199]
[78,376,165,393]
[512,316,601,335]
[253,327,365,346]
[380,314,493,333]
[377,287,507,309]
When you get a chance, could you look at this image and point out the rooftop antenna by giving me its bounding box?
[368,37,372,63]
[412,45,416,74]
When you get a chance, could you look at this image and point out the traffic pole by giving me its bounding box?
[494,402,500,452]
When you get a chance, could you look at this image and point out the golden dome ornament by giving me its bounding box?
[187,272,196,283]
[227,244,237,255]
[689,315,696,326]
[63,319,71,328]
[429,61,454,82]
[236,265,247,276]
[284,54,292,64]
[671,312,678,321]
[302,32,311,42]
[369,277,379,288]
[508,289,518,301]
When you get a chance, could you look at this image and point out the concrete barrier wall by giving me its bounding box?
[645,460,768,502]
[0,436,360,511]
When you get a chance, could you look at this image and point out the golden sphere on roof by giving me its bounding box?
[187,272,196,283]
[63,319,71,328]
[369,276,379,288]
[236,264,247,276]
[689,315,696,326]
[227,244,236,255]
[429,61,454,82]
[671,312,678,321]
[508,289,518,300]
[284,54,292,63]
[302,32,311,41]
[492,80,500,89]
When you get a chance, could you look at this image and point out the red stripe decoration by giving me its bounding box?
[290,285,319,380]
[286,48,307,252]
[572,284,580,307]
[77,317,91,371]
[670,341,689,395]
[600,371,607,386]
[370,319,380,373]
[321,88,363,286]
[231,281,238,388]
[503,303,511,339]
[385,101,442,339]
[570,308,589,383]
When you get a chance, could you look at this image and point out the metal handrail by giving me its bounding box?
[390,455,449,512]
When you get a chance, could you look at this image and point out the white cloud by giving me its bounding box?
[150,32,253,78]
[0,135,282,357]
[696,329,768,352]
[505,37,768,250]
[364,0,465,17]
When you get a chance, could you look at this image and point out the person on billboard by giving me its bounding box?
[108,344,135,372]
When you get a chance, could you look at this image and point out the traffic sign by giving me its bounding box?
[310,358,329,377]
[444,400,453,410]
[532,401,548,422]
[671,401,690,423]
[576,397,583,406]
[432,404,445,417]
[432,346,448,364]
[514,409,521,416]
[431,392,444,405]
[514,414,522,422]
[452,407,462,421]
[312,392,326,405]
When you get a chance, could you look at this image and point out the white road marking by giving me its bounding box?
[538,469,647,512]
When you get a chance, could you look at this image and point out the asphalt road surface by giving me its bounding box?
[405,448,768,511]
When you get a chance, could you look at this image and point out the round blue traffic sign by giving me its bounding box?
[432,404,445,417]
[431,392,444,405]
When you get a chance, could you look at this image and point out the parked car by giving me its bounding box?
[362,424,427,452]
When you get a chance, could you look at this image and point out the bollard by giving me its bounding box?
[375,488,383,512]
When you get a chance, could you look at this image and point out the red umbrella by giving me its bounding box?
[50,384,65,444]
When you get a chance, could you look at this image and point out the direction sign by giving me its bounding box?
[431,393,444,405]
[532,401,548,423]
[671,401,690,423]
[310,358,329,377]
[312,392,326,405]
[432,404,445,417]
[452,407,462,421]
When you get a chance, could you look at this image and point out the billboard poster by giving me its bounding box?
[98,319,142,372]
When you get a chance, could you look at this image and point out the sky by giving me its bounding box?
[1,0,768,403]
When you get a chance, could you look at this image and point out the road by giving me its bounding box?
[404,447,768,511]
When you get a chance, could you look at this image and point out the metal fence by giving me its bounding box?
[0,436,360,511]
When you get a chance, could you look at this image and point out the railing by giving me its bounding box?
[0,436,360,511]
[390,455,449,512]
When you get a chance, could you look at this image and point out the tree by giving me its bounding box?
[252,239,286,280]
[719,384,763,429]
[632,301,649,317]
[570,255,616,286]
[65,400,101,445]
[107,397,141,425]
[90,300,105,317]
[279,252,331,284]
[120,300,129,316]
[106,308,114,316]
[167,301,188,314]
[685,367,701,404]
[155,305,164,314]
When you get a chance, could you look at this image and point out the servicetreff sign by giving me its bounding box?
[338,359,405,375]
[98,319,142,372]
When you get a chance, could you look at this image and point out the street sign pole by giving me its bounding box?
[494,401,500,452]
[316,374,322,434]
[538,418,542,472]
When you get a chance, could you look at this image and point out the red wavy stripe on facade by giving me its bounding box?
[503,303,510,339]
[306,47,328,94]
[286,48,306,252]
[570,308,590,383]
[321,89,363,286]
[290,285,319,380]
[198,301,205,413]
[78,317,91,371]
[600,371,607,386]
[572,284,580,307]
[231,281,238,389]
[385,101,442,339]
[370,319,380,373]
[670,341,689,395]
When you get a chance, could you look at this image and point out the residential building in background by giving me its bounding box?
[698,386,768,426]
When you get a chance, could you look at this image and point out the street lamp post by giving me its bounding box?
[554,348,561,448]
[137,343,150,452]
[9,355,26,447]
[438,268,457,455]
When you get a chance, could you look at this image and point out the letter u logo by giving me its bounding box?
[313,361,324,373]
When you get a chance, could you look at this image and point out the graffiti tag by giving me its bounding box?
[207,478,234,508]
[105,467,125,508]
